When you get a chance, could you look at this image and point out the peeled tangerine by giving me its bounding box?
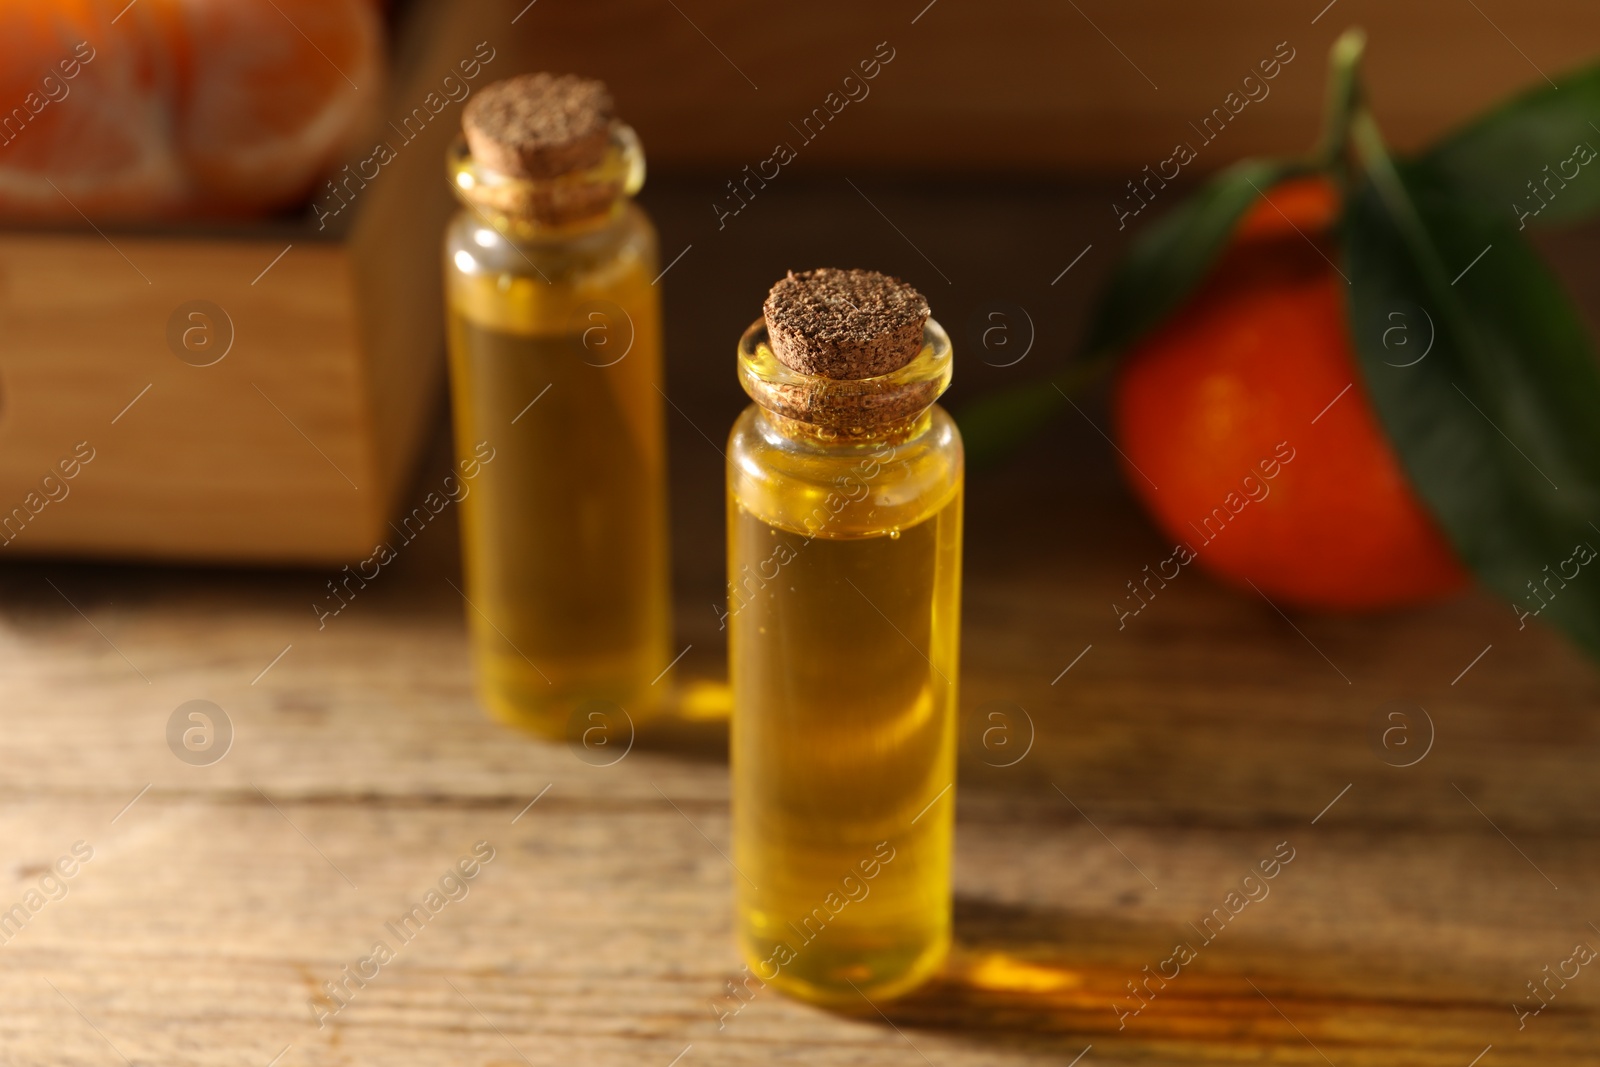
[0,0,383,221]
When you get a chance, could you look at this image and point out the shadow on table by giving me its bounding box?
[837,897,1544,1066]
[628,676,731,762]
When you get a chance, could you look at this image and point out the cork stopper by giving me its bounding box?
[741,270,948,440]
[463,73,615,180]
[763,269,930,380]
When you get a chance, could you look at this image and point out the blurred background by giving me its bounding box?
[3,1,1600,1064]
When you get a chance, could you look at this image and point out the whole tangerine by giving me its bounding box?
[1110,176,1467,611]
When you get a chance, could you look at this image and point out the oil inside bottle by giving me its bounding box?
[446,246,668,737]
[728,404,962,1004]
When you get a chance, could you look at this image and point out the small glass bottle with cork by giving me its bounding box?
[443,73,670,737]
[726,268,964,1004]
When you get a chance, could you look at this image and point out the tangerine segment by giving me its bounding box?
[1113,230,1466,611]
[0,0,382,221]
[179,0,382,211]
[0,0,189,220]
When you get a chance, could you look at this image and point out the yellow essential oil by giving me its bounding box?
[727,269,963,1005]
[443,76,669,737]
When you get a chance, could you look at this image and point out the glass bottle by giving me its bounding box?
[726,270,963,1005]
[443,78,669,738]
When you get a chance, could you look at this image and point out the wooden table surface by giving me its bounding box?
[4,177,1599,1067]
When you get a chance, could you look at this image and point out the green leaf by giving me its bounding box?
[954,377,1069,470]
[1081,157,1307,359]
[957,157,1304,465]
[1344,120,1600,656]
[1420,62,1600,229]
[956,357,1120,470]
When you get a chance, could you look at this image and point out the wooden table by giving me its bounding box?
[4,177,1598,1066]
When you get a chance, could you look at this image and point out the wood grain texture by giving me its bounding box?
[3,469,1598,1065]
[0,0,534,564]
[0,234,379,562]
[3,174,1600,1066]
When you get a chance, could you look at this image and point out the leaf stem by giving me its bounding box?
[1349,110,1460,300]
[1316,28,1368,171]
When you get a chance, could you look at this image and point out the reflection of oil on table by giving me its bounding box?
[5,180,1599,1066]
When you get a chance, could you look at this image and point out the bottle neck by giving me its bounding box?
[756,405,936,448]
[446,124,645,240]
[736,317,953,445]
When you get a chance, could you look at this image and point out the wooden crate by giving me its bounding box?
[0,0,526,564]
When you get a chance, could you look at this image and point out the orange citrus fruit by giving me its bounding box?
[0,1,189,219]
[180,0,382,211]
[0,0,382,221]
[1111,176,1468,611]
